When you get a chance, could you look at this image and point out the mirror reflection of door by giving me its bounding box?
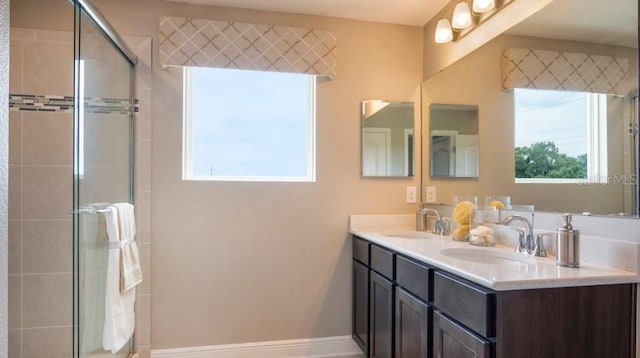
[363,127,391,176]
[431,130,457,176]
[430,104,479,178]
[456,135,479,177]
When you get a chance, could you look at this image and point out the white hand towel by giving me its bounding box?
[103,205,136,354]
[112,203,143,292]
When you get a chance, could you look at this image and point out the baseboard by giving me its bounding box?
[151,335,362,358]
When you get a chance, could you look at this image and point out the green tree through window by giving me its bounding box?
[515,141,587,179]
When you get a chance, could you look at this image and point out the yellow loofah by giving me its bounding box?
[488,200,506,210]
[453,201,476,225]
[453,225,470,240]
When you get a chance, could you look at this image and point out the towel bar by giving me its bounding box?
[70,207,111,214]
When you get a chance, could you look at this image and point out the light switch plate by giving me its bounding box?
[426,186,437,203]
[406,186,417,204]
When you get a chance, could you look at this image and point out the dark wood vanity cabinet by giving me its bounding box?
[353,237,370,355]
[352,235,636,358]
[395,287,431,358]
[353,259,369,353]
[370,271,395,358]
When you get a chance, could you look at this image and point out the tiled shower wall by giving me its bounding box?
[8,27,152,358]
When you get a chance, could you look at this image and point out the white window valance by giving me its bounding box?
[501,48,631,96]
[159,16,337,79]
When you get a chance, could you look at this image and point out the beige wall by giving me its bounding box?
[11,0,424,350]
[421,34,637,214]
[150,11,422,350]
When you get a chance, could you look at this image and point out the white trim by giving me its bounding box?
[515,178,583,184]
[151,335,362,358]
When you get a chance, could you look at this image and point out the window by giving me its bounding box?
[183,67,316,182]
[514,88,607,183]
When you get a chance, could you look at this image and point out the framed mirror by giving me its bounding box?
[361,100,415,177]
[421,0,638,216]
[430,104,479,178]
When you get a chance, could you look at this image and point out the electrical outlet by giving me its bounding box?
[426,186,437,203]
[406,186,417,204]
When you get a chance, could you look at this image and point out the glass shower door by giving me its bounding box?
[73,2,135,357]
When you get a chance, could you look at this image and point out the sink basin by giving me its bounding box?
[441,248,537,265]
[380,231,436,239]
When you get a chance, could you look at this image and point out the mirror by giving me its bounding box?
[421,0,638,216]
[430,104,479,178]
[362,100,415,177]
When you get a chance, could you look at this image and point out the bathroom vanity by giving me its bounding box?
[351,232,639,358]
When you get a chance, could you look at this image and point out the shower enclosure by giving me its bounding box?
[72,1,137,356]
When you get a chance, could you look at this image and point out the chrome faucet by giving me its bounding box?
[503,215,546,257]
[417,207,448,235]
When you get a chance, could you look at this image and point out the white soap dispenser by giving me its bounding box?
[557,214,580,268]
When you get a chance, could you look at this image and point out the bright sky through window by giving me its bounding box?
[183,67,316,181]
[515,89,588,158]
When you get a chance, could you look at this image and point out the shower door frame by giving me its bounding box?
[72,0,138,356]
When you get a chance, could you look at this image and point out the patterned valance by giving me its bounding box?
[159,16,337,79]
[501,48,631,96]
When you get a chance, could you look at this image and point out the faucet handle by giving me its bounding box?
[510,227,527,254]
[434,218,450,236]
[534,232,555,258]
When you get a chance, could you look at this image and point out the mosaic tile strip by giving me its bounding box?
[502,48,631,96]
[159,16,337,78]
[9,94,140,114]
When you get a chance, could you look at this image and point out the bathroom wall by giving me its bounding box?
[8,27,75,358]
[11,0,424,351]
[1,0,9,355]
[421,34,637,214]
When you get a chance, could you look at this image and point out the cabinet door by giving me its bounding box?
[353,260,369,355]
[433,311,491,358]
[395,287,431,358]
[370,271,394,358]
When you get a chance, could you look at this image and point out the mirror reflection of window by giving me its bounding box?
[514,89,609,183]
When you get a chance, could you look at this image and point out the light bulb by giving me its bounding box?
[473,0,495,13]
[452,2,473,29]
[434,19,453,43]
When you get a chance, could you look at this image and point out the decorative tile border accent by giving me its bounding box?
[159,16,337,78]
[502,48,631,96]
[9,94,139,114]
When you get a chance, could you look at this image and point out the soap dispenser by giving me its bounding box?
[557,214,580,268]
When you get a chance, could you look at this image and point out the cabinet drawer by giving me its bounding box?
[433,311,491,358]
[371,245,394,280]
[433,271,495,337]
[353,236,370,265]
[396,256,432,302]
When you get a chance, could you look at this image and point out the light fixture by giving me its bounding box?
[434,19,453,43]
[434,0,510,44]
[472,0,495,13]
[451,2,473,30]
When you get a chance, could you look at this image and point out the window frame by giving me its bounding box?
[182,67,317,182]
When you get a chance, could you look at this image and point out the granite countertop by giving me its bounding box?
[351,229,640,291]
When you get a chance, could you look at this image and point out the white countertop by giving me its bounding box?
[351,229,640,291]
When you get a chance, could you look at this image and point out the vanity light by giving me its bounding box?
[435,18,454,43]
[452,2,473,29]
[472,0,495,13]
[434,0,512,44]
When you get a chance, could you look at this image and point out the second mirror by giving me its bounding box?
[430,103,479,178]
